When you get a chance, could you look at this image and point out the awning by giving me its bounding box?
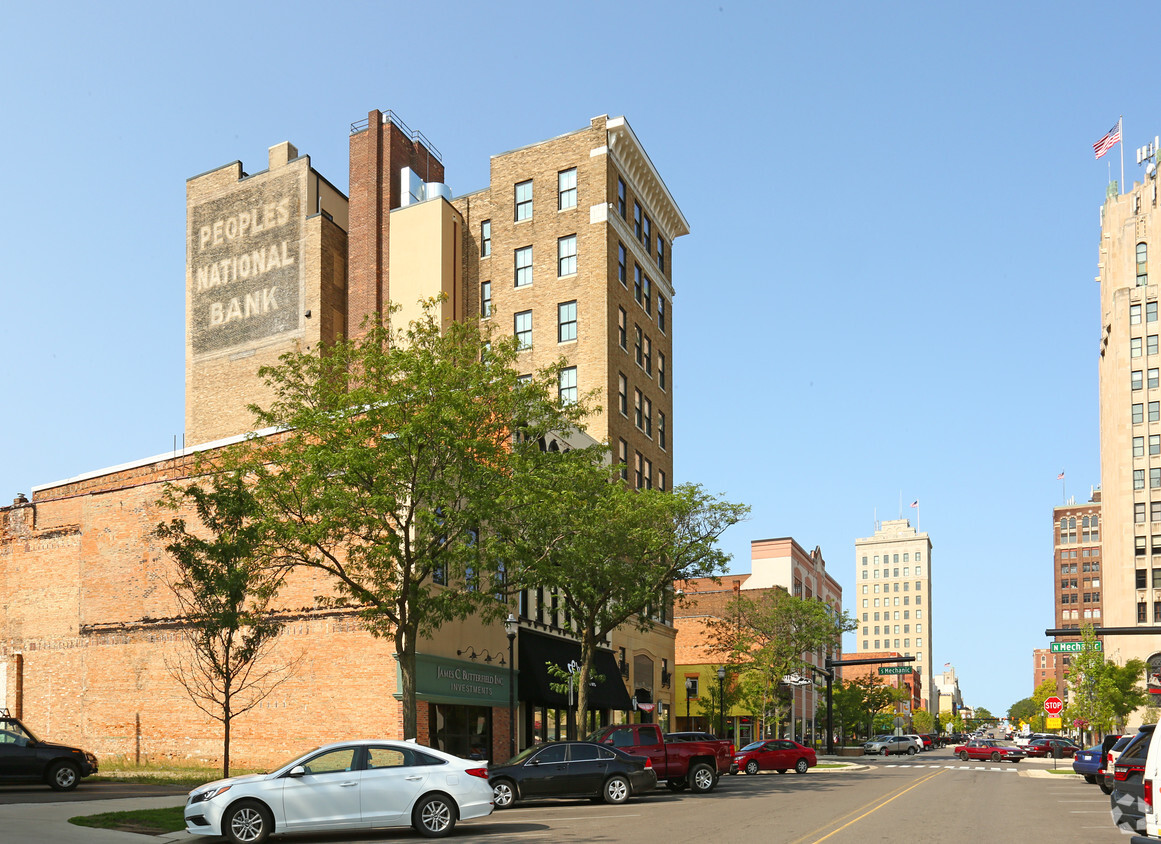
[518,630,632,711]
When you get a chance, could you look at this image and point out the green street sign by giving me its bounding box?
[878,666,912,675]
[1050,641,1102,653]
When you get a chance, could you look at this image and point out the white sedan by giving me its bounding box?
[184,739,494,842]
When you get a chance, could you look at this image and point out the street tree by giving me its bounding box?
[706,588,855,735]
[154,470,294,777]
[234,301,588,739]
[824,674,896,743]
[502,444,748,731]
[912,709,934,734]
[1065,625,1148,735]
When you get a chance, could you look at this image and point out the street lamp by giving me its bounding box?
[504,613,517,759]
[685,677,693,728]
[717,667,726,739]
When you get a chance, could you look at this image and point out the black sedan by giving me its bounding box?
[489,741,656,808]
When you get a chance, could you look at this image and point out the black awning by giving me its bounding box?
[518,630,632,711]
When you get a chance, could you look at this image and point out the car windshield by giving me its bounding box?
[273,746,320,774]
[0,719,38,745]
[740,741,765,752]
[500,745,543,766]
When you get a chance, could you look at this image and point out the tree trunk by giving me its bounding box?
[397,624,418,740]
[577,630,597,736]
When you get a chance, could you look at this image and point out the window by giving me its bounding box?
[658,238,666,272]
[634,263,642,304]
[618,307,627,350]
[1152,467,1160,489]
[617,177,626,218]
[1136,436,1145,457]
[1152,301,1159,323]
[634,324,643,367]
[1135,402,1145,424]
[658,296,667,332]
[634,389,642,429]
[642,214,651,252]
[1152,336,1160,356]
[515,180,533,221]
[658,469,666,491]
[1150,369,1158,389]
[559,367,577,404]
[634,451,643,488]
[1134,337,1144,358]
[659,352,666,390]
[643,274,652,314]
[1139,242,1149,286]
[514,310,532,350]
[558,301,577,343]
[480,220,491,257]
[1150,401,1159,422]
[643,334,652,375]
[558,168,577,210]
[480,281,492,318]
[515,246,533,287]
[659,410,666,450]
[619,438,628,480]
[1133,303,1143,324]
[558,235,577,276]
[1133,370,1143,390]
[1135,468,1145,489]
[618,373,628,416]
[1152,501,1161,522]
[634,202,642,239]
[643,457,652,489]
[643,396,652,438]
[618,243,627,285]
[1140,602,1148,623]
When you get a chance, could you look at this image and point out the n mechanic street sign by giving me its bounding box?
[1050,641,1102,653]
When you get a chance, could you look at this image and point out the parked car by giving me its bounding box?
[1024,737,1080,758]
[1106,734,1135,795]
[587,723,733,793]
[489,741,655,809]
[1074,744,1108,783]
[953,740,1026,763]
[903,734,928,751]
[863,735,919,756]
[1110,725,1154,834]
[0,709,98,791]
[733,739,817,775]
[183,739,493,843]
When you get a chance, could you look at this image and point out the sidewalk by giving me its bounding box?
[0,795,194,844]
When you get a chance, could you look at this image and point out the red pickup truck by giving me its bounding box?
[587,723,733,793]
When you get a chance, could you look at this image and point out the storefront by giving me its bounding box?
[406,653,513,763]
[517,630,632,744]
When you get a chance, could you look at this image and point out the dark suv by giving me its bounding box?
[0,710,98,790]
[1110,724,1154,834]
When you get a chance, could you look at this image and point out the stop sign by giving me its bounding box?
[1044,696,1064,715]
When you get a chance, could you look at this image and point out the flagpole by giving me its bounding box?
[1120,116,1125,194]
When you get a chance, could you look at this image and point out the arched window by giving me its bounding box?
[1138,242,1149,287]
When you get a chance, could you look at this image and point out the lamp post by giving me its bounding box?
[504,613,517,759]
[717,667,726,740]
[685,677,692,729]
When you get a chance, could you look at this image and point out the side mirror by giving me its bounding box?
[287,765,306,778]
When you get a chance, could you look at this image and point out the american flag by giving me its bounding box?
[910,500,918,508]
[1058,471,1065,480]
[1094,121,1121,160]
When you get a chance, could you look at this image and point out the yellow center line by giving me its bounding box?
[788,768,948,844]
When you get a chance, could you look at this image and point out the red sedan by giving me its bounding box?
[1023,738,1079,758]
[954,740,1026,762]
[733,739,817,775]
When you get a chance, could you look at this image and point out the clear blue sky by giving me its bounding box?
[0,1,1147,715]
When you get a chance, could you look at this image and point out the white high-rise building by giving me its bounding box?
[853,519,935,713]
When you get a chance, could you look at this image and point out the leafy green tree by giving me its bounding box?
[698,667,748,739]
[154,471,293,777]
[974,706,994,721]
[503,445,748,730]
[912,709,934,733]
[234,301,587,739]
[824,675,897,743]
[1065,626,1148,735]
[707,589,855,738]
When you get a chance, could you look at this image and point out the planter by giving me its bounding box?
[835,746,865,757]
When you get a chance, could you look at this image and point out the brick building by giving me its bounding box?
[0,110,686,768]
[1046,490,1102,698]
[673,538,843,747]
[841,651,923,734]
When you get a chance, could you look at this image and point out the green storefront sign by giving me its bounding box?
[398,653,514,707]
[1050,641,1102,653]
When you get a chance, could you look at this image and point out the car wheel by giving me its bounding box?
[795,758,810,775]
[46,761,79,792]
[1084,775,1096,784]
[492,779,516,809]
[991,752,1001,762]
[959,751,969,761]
[880,747,889,756]
[776,769,787,774]
[413,793,457,838]
[603,775,630,805]
[666,777,688,791]
[223,800,272,844]
[1100,781,1113,795]
[688,763,716,794]
[906,746,917,756]
[745,760,760,775]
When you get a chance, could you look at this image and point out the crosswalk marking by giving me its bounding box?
[883,763,1017,773]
